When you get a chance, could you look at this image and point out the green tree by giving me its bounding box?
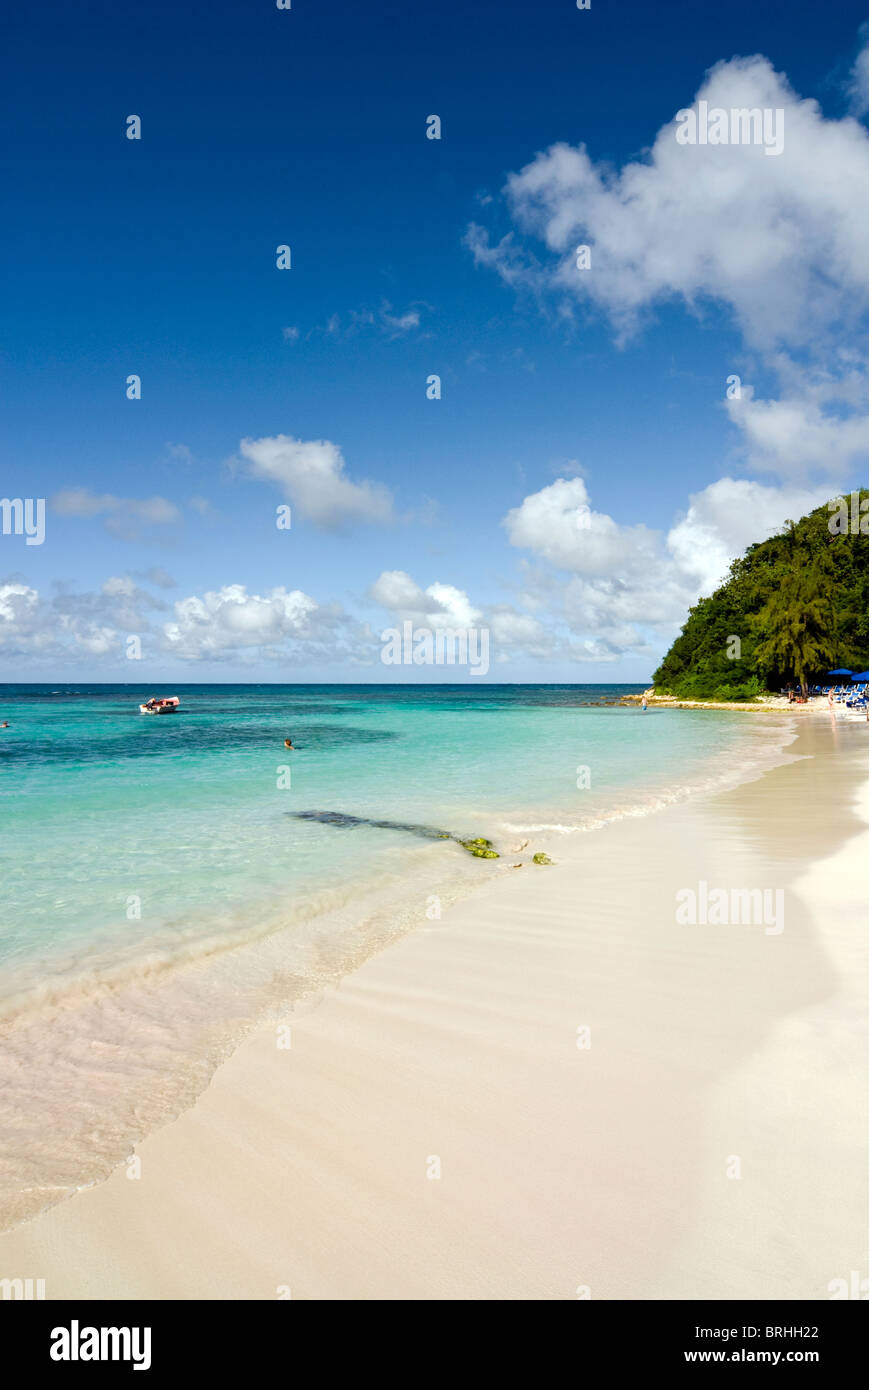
[752,562,835,696]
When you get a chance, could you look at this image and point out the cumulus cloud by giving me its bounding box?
[0,574,374,667]
[163,585,320,658]
[471,54,869,353]
[370,569,566,665]
[486,606,556,661]
[725,368,869,478]
[504,474,837,656]
[0,574,166,659]
[470,47,869,491]
[504,476,659,577]
[369,571,481,629]
[241,434,394,530]
[0,582,42,650]
[666,477,834,595]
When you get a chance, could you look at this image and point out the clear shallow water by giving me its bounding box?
[0,684,794,1228]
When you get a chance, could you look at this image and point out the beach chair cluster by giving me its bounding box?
[807,682,869,709]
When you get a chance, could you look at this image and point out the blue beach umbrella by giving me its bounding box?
[828,668,853,675]
[850,671,869,681]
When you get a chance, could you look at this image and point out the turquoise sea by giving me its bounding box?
[0,684,793,1228]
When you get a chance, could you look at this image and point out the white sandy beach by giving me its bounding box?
[1,714,867,1300]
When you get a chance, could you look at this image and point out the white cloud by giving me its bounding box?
[504,476,659,577]
[504,474,837,655]
[367,470,835,667]
[52,490,180,524]
[379,305,421,338]
[369,569,563,663]
[473,55,869,353]
[469,46,869,492]
[0,582,40,641]
[487,607,555,661]
[369,571,481,628]
[0,574,372,666]
[725,370,869,478]
[163,584,319,658]
[241,434,394,529]
[666,477,834,595]
[0,577,161,658]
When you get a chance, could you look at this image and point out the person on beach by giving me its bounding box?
[641,695,648,711]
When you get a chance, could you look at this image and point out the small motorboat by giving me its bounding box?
[139,696,180,715]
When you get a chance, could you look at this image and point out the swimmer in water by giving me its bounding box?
[641,695,647,712]
[1,721,8,729]
[284,738,294,749]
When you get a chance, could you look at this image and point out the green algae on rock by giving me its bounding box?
[458,837,500,860]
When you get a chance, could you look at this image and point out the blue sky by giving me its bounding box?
[3,0,869,680]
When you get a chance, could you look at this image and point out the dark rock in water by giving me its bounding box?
[289,809,453,840]
[289,811,500,857]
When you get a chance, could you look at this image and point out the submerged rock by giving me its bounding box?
[289,809,453,840]
[290,810,501,859]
